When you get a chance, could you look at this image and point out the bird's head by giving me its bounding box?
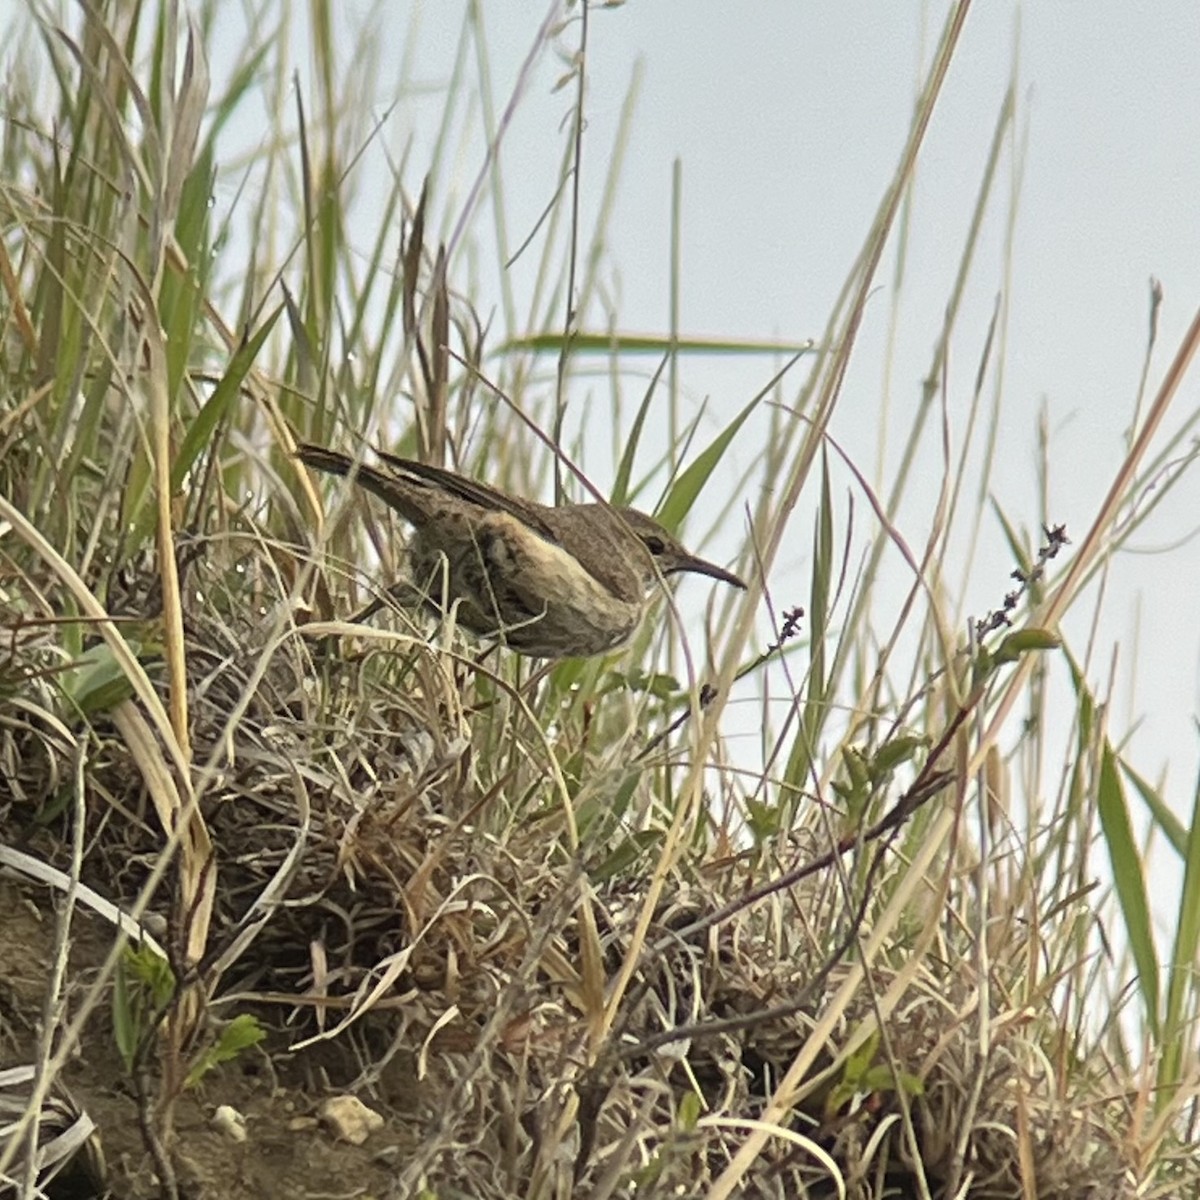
[617,508,746,591]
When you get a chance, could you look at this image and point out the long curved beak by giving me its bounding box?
[669,554,747,590]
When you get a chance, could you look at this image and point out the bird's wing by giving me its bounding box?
[371,448,561,544]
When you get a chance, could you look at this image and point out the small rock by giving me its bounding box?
[211,1105,247,1143]
[318,1095,384,1145]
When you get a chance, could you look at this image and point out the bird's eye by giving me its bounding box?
[644,535,666,555]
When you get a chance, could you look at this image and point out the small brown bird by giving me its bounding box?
[295,443,746,658]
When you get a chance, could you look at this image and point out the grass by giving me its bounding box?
[1,2,1199,1198]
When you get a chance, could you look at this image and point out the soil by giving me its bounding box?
[0,881,420,1200]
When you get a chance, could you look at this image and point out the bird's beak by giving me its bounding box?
[670,554,747,590]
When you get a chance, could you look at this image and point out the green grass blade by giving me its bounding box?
[1097,741,1160,1040]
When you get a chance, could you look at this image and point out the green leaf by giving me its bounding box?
[657,391,760,532]
[590,831,663,884]
[113,945,175,1074]
[112,956,137,1073]
[125,944,176,1008]
[497,331,815,357]
[600,668,682,702]
[1160,758,1200,1100]
[842,746,872,791]
[1121,759,1187,854]
[175,307,284,496]
[744,796,780,842]
[843,1029,880,1085]
[127,306,284,546]
[993,627,1061,665]
[677,1091,702,1130]
[860,1064,923,1097]
[611,355,668,508]
[783,452,834,812]
[1097,742,1159,1037]
[61,644,139,715]
[871,733,930,777]
[186,1013,267,1089]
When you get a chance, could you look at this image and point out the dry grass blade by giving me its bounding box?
[0,1066,106,1197]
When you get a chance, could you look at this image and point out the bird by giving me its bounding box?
[294,443,746,658]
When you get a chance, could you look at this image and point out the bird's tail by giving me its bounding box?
[294,442,428,525]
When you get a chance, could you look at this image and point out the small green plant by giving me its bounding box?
[112,945,265,1087]
[184,1014,267,1089]
[824,1030,924,1121]
[112,944,175,1076]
